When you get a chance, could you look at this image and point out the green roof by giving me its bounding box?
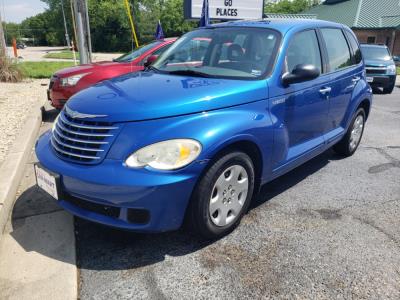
[264,13,316,19]
[305,0,400,29]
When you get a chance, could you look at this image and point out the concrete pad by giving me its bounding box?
[0,103,43,239]
[0,211,77,300]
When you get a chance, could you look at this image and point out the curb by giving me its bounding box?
[0,102,44,239]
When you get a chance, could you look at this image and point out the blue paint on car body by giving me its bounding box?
[35,18,372,233]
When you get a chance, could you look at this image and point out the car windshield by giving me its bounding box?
[114,41,162,62]
[360,46,392,61]
[152,27,280,79]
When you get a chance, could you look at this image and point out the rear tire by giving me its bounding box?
[333,108,366,157]
[187,151,255,239]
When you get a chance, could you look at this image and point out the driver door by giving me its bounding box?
[271,29,330,170]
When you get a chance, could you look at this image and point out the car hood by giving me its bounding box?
[364,59,394,67]
[55,61,132,77]
[66,71,268,122]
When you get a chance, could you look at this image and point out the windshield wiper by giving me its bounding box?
[145,65,160,72]
[168,69,213,78]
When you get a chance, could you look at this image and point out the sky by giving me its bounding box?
[1,0,48,23]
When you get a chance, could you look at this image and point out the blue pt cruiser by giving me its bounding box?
[35,19,372,238]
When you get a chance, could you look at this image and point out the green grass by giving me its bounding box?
[43,50,80,60]
[18,61,75,78]
[397,67,400,75]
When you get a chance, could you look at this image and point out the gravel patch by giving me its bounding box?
[0,79,47,166]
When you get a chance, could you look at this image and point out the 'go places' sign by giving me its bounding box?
[184,0,264,20]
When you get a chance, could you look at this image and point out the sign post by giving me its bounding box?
[184,0,264,21]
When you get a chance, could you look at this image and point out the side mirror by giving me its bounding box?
[144,55,159,67]
[282,64,320,86]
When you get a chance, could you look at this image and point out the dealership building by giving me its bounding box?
[305,0,400,55]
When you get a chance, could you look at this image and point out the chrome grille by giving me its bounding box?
[365,67,387,75]
[51,110,120,164]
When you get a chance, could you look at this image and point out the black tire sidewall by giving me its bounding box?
[190,151,255,239]
[383,82,395,94]
[346,108,366,155]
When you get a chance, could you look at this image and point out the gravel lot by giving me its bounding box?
[75,88,400,299]
[0,80,47,166]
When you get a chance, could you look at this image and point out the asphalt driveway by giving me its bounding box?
[76,88,400,299]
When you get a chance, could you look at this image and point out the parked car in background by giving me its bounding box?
[360,44,397,94]
[35,19,372,239]
[48,38,176,109]
[393,55,400,66]
[16,42,27,49]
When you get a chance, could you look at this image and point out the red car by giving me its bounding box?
[48,38,176,109]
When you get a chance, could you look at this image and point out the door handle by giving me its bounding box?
[352,76,361,83]
[319,87,332,94]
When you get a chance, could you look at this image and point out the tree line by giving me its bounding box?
[2,0,319,52]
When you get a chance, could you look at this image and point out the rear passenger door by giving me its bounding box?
[318,28,363,142]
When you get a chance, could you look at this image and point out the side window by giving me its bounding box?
[152,44,172,56]
[286,30,322,74]
[321,28,352,71]
[344,31,362,65]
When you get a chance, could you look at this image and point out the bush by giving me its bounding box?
[0,58,24,82]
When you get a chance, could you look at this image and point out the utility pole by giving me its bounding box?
[72,0,90,64]
[84,0,92,61]
[0,11,7,58]
[60,0,71,48]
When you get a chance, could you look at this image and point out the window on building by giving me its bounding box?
[321,28,352,71]
[385,37,391,47]
[367,36,376,44]
[285,30,322,74]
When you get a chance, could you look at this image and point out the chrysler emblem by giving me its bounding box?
[65,106,107,119]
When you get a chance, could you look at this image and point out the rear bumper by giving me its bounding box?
[35,131,205,232]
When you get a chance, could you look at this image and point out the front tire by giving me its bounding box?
[383,81,395,94]
[187,151,255,239]
[333,108,366,157]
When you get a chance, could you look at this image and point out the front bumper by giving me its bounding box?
[35,131,205,232]
[367,74,396,88]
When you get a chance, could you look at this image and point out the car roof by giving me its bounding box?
[210,18,345,34]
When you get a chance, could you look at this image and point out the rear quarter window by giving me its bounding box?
[321,28,352,71]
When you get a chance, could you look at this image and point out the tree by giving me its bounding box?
[265,0,320,14]
[5,0,197,51]
[160,0,196,38]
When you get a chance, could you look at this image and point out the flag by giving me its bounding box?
[155,20,165,40]
[199,0,210,27]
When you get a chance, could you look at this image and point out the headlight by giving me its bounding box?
[125,139,202,170]
[387,64,396,75]
[60,73,90,87]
